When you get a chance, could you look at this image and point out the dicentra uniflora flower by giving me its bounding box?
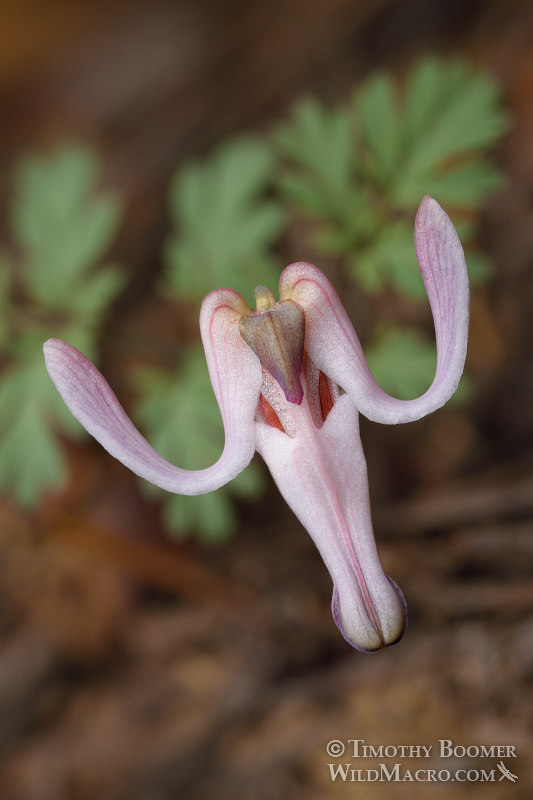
[44,196,469,652]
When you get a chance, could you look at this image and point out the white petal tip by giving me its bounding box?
[416,195,444,225]
[332,578,408,653]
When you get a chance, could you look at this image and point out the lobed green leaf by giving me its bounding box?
[0,361,68,506]
[365,325,471,404]
[165,137,285,305]
[0,143,125,508]
[365,326,438,400]
[355,74,401,186]
[350,221,426,299]
[276,98,356,224]
[133,346,265,540]
[353,58,510,206]
[12,145,122,309]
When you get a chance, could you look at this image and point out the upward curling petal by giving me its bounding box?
[280,197,469,425]
[43,289,262,495]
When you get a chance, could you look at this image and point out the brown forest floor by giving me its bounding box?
[0,1,533,798]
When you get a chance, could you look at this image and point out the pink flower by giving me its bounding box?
[44,196,469,652]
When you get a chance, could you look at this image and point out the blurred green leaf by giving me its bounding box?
[464,250,492,285]
[230,458,266,498]
[12,144,122,309]
[0,142,125,509]
[134,345,264,541]
[0,254,12,349]
[276,99,356,220]
[398,161,502,209]
[66,266,125,323]
[165,137,285,305]
[366,58,510,206]
[355,74,402,187]
[0,361,67,506]
[13,147,98,249]
[403,59,508,166]
[278,58,506,302]
[365,325,471,404]
[161,492,237,544]
[350,221,426,299]
[365,326,437,400]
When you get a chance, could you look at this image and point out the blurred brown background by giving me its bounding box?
[1,0,533,798]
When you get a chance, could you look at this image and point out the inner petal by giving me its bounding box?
[257,393,285,432]
[303,351,338,428]
[239,298,305,405]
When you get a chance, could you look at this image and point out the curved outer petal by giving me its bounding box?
[43,289,262,495]
[280,197,469,424]
[255,392,406,652]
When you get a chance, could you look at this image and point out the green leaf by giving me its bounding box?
[397,159,503,209]
[385,58,509,205]
[278,59,505,303]
[0,396,66,507]
[11,144,122,308]
[350,221,426,298]
[464,250,491,285]
[0,254,12,350]
[0,361,68,507]
[13,147,99,252]
[0,142,125,509]
[165,136,285,304]
[364,325,471,405]
[231,460,265,498]
[404,59,508,164]
[355,74,401,186]
[162,492,237,544]
[66,266,125,322]
[350,58,508,207]
[365,326,437,400]
[135,349,224,469]
[276,98,357,224]
[133,345,265,541]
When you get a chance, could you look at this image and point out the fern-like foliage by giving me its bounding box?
[134,347,264,542]
[0,145,124,506]
[164,136,286,306]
